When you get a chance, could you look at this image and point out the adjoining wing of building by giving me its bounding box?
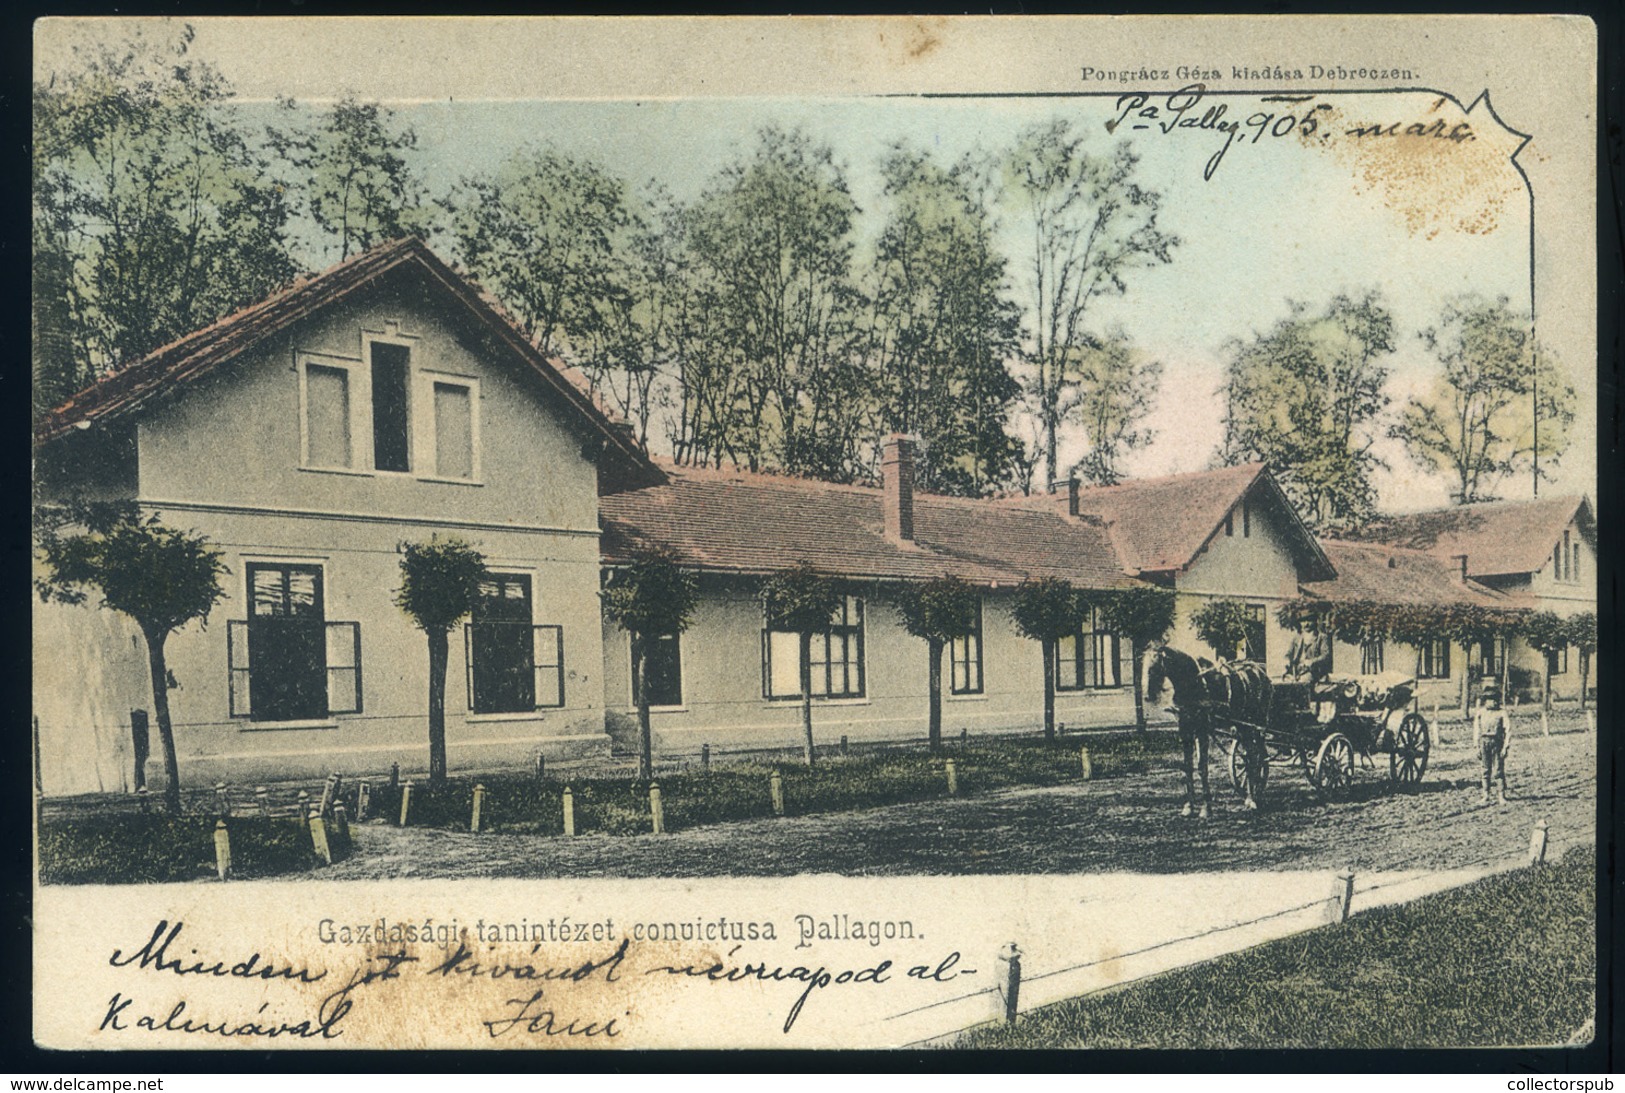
[32,241,1598,794]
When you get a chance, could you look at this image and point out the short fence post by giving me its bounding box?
[1540,709,1551,737]
[534,753,547,781]
[1080,746,1093,781]
[996,943,1022,1024]
[333,801,350,846]
[296,791,311,830]
[945,759,959,797]
[562,786,576,837]
[840,735,849,757]
[213,820,231,881]
[390,762,400,790]
[701,743,710,772]
[1327,868,1355,924]
[309,806,332,865]
[960,728,968,747]
[130,709,149,793]
[320,772,341,816]
[1528,819,1549,866]
[356,781,371,822]
[215,782,231,816]
[255,786,270,817]
[398,781,413,827]
[649,782,665,835]
[136,786,150,814]
[769,770,785,817]
[471,783,486,833]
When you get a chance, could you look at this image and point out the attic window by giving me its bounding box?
[370,341,412,473]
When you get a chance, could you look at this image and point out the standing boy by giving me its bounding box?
[1473,688,1511,805]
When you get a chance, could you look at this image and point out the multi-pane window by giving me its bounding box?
[763,596,866,700]
[228,563,361,722]
[1480,637,1506,678]
[636,632,683,708]
[1056,606,1129,691]
[949,599,983,696]
[1549,646,1569,675]
[1243,604,1267,663]
[370,341,412,472]
[1419,638,1451,679]
[1361,638,1385,674]
[468,574,532,714]
[303,361,353,468]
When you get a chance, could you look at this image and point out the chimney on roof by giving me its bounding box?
[1054,475,1080,517]
[881,435,916,543]
[1451,553,1469,581]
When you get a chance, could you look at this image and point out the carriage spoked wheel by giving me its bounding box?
[1310,733,1355,796]
[1227,735,1269,803]
[1389,712,1431,789]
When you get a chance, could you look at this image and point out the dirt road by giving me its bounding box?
[311,720,1595,881]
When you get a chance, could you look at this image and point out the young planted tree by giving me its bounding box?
[1191,598,1254,663]
[1219,292,1395,528]
[601,547,700,780]
[892,577,982,751]
[1391,295,1577,503]
[394,538,489,786]
[1011,578,1084,743]
[1003,120,1179,491]
[761,563,844,766]
[1521,611,1570,712]
[1566,611,1596,712]
[34,502,228,814]
[1097,586,1177,731]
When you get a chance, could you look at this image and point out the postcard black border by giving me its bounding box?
[5,0,1618,1076]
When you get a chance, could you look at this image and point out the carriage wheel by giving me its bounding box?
[1310,734,1355,797]
[1389,713,1431,788]
[1228,735,1269,803]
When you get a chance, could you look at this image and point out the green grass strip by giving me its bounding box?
[955,845,1595,1050]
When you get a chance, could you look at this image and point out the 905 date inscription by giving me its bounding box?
[1108,84,1332,180]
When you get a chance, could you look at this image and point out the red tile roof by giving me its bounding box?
[1305,540,1508,608]
[33,237,661,487]
[600,461,1136,588]
[1003,463,1335,581]
[1345,495,1594,579]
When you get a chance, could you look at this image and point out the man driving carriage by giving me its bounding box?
[1286,616,1333,684]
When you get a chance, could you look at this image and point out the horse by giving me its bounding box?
[1146,645,1274,816]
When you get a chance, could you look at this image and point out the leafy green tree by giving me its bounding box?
[1097,586,1177,731]
[34,502,228,814]
[1521,611,1570,712]
[1566,611,1596,711]
[865,146,1022,496]
[1003,120,1178,490]
[32,25,299,413]
[892,577,983,751]
[1011,578,1085,742]
[678,127,869,478]
[1069,329,1163,486]
[1391,295,1577,503]
[1192,598,1255,663]
[271,97,425,262]
[602,547,700,780]
[394,538,490,786]
[761,564,844,766]
[1219,292,1395,527]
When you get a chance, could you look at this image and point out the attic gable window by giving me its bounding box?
[426,376,480,481]
[369,340,412,473]
[298,354,358,470]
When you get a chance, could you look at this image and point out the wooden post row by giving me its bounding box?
[398,781,413,826]
[562,786,576,837]
[213,820,231,881]
[769,770,785,817]
[471,783,486,833]
[1080,747,1093,781]
[945,759,959,797]
[1528,819,1550,866]
[309,806,332,865]
[649,782,665,835]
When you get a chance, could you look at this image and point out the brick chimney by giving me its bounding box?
[881,435,916,543]
[1050,475,1081,517]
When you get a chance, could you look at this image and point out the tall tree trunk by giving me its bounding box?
[427,628,449,785]
[143,629,182,815]
[633,634,653,781]
[1132,642,1147,732]
[1458,641,1472,722]
[927,637,944,752]
[1580,652,1590,711]
[1541,653,1553,713]
[800,631,815,767]
[1042,638,1056,743]
[1499,635,1511,711]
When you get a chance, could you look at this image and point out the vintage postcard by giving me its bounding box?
[31,15,1598,1052]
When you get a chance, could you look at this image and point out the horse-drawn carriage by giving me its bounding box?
[1218,672,1432,804]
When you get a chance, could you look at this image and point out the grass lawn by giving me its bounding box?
[39,814,348,885]
[956,845,1595,1049]
[363,731,1168,837]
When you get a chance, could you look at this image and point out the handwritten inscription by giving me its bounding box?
[1105,84,1478,181]
[95,920,973,1044]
